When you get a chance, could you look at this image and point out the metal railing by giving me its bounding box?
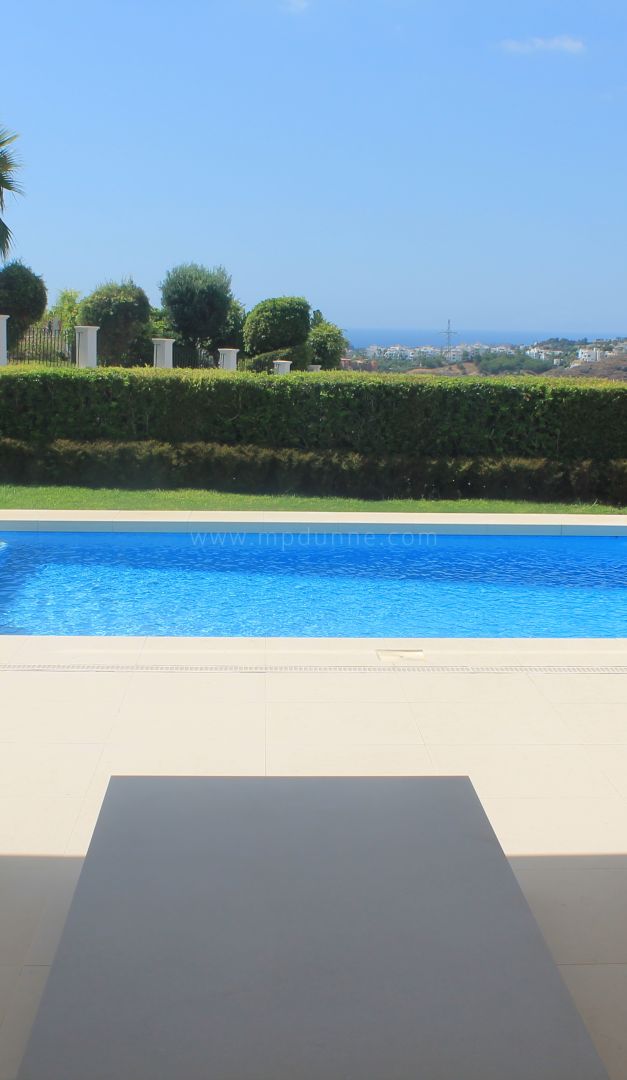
[8,327,75,366]
[173,343,216,369]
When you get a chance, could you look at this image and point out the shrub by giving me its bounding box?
[43,288,81,335]
[78,280,151,364]
[161,263,233,349]
[308,319,348,369]
[243,297,311,356]
[241,344,313,373]
[0,437,624,503]
[0,261,47,347]
[0,368,626,462]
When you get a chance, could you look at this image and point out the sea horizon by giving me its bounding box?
[345,328,626,349]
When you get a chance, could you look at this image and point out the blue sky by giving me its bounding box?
[3,0,627,336]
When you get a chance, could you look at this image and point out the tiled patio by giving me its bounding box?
[0,635,626,1078]
[0,508,625,1078]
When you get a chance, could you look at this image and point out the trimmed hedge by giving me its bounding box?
[0,367,626,460]
[0,438,625,503]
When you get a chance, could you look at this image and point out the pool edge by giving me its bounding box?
[1,510,627,535]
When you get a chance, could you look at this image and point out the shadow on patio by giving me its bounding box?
[0,851,626,1079]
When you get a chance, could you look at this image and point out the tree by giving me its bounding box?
[0,261,47,347]
[161,263,233,349]
[308,317,348,370]
[78,280,151,363]
[148,306,177,339]
[0,130,21,261]
[243,296,311,356]
[222,299,246,351]
[44,289,81,333]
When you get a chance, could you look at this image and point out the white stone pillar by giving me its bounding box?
[76,325,99,368]
[0,315,8,365]
[273,359,292,375]
[152,338,175,369]
[307,364,322,372]
[218,347,239,371]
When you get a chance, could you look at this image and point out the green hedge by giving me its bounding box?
[0,438,625,502]
[0,367,626,460]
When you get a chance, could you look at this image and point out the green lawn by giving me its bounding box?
[0,485,623,513]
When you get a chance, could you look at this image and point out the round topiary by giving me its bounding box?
[161,263,233,350]
[78,280,151,364]
[0,261,47,346]
[243,297,311,356]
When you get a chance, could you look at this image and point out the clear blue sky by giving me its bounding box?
[3,0,626,336]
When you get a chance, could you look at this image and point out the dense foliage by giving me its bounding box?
[221,298,246,352]
[0,368,625,462]
[308,319,347,369]
[239,344,312,373]
[161,263,233,349]
[475,353,552,375]
[243,297,311,356]
[78,281,151,364]
[375,354,443,372]
[0,437,624,502]
[0,261,47,347]
[43,289,81,335]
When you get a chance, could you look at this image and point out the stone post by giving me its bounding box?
[273,359,292,375]
[76,325,99,368]
[0,315,8,365]
[218,347,239,371]
[152,338,175,369]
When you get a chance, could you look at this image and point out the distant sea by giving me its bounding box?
[344,328,611,348]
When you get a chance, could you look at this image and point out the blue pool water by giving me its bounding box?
[0,531,625,637]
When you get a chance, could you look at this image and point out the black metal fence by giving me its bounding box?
[8,327,75,366]
[5,329,221,369]
[173,343,216,369]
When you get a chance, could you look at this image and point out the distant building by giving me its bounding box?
[526,347,564,363]
[577,348,603,363]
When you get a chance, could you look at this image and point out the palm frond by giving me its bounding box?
[0,129,18,147]
[0,129,22,249]
[0,218,12,261]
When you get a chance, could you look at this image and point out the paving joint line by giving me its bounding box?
[1,663,627,675]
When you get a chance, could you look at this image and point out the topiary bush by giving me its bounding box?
[243,297,311,356]
[78,280,151,364]
[0,261,47,348]
[160,263,234,350]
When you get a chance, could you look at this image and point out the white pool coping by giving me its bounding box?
[1,509,627,534]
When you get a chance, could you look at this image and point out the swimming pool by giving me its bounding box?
[0,530,625,637]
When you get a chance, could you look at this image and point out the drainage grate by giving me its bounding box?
[377,650,425,663]
[1,663,627,675]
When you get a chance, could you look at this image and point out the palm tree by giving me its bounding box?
[0,129,22,260]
